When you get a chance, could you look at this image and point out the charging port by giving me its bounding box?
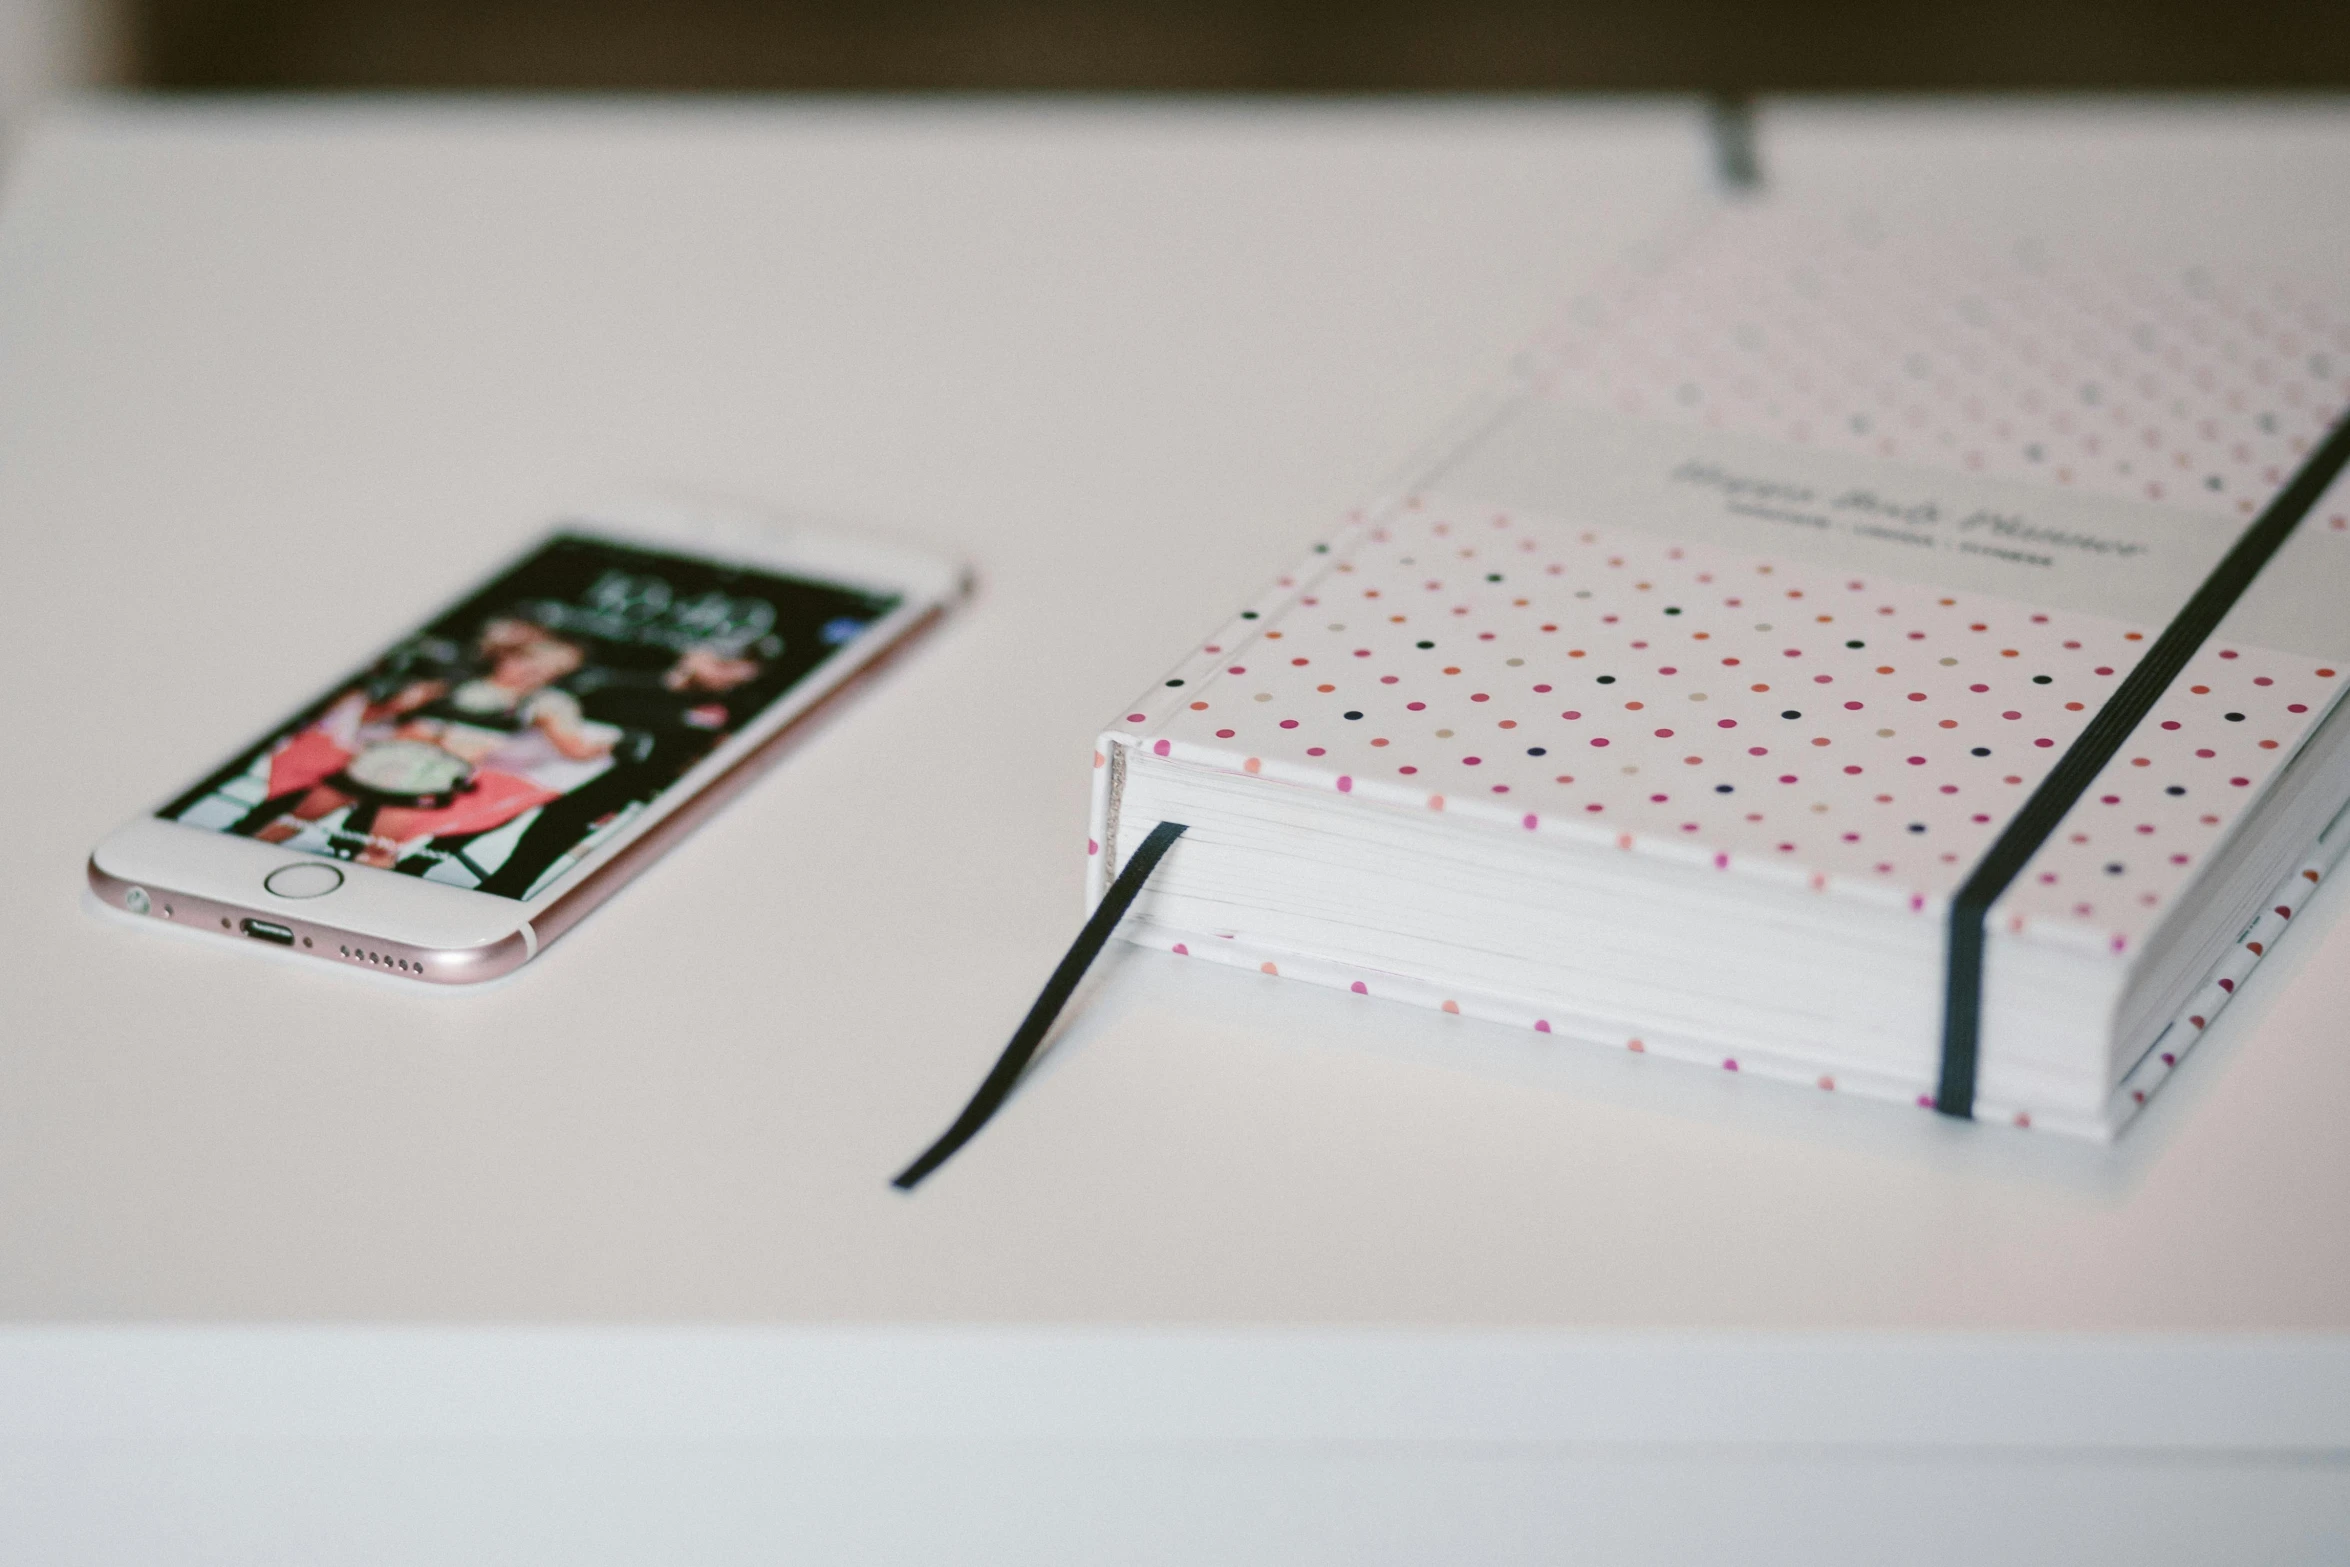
[240,918,296,946]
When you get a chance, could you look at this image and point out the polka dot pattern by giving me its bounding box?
[1117,498,2332,942]
[1534,202,2350,518]
[2005,649,2342,946]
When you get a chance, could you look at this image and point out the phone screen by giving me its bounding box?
[158,532,902,901]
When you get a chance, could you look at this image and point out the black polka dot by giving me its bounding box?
[2225,712,2245,722]
[1526,747,1547,756]
[2032,675,2052,684]
[1342,710,1363,720]
[1240,611,1259,620]
[1416,640,1435,649]
[1663,606,1682,615]
[1970,747,1990,757]
[1715,784,1734,794]
[1780,710,1801,720]
[1906,823,1927,834]
[1596,675,1617,684]
[1485,572,1503,582]
[1845,639,1864,649]
[2165,785,2185,795]
[2104,863,2125,875]
[1165,678,1185,687]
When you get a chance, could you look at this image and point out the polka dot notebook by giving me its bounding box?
[1094,198,2350,1140]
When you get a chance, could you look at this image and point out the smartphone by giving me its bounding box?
[88,503,967,984]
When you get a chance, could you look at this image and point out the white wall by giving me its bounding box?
[0,0,115,170]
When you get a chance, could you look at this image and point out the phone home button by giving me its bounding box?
[263,863,343,900]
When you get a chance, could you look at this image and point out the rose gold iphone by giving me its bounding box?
[89,500,967,983]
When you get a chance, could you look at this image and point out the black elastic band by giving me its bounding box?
[1938,406,2350,1117]
[1706,95,1761,194]
[893,820,1188,1189]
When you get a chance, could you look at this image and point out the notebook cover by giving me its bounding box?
[1092,198,2350,1135]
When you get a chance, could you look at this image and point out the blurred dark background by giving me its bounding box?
[124,0,2350,92]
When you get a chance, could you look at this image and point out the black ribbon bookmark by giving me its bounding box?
[893,820,1188,1190]
[1937,404,2350,1118]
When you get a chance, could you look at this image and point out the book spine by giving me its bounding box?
[2106,806,2350,1131]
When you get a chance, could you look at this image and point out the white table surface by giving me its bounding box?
[3,95,2350,1333]
[7,92,2350,1563]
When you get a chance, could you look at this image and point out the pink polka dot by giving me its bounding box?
[1336,775,1353,792]
[1279,719,1299,729]
[1305,746,1326,756]
[1844,764,1863,774]
[1087,839,1099,855]
[1215,728,1235,738]
[1126,714,1147,724]
[1591,737,1611,747]
[1463,756,1483,765]
[1522,814,1539,830]
[1152,740,1171,757]
[1717,718,1737,728]
[1653,728,1674,738]
[1350,980,1368,994]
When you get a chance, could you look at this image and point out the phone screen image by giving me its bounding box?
[159,533,902,901]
